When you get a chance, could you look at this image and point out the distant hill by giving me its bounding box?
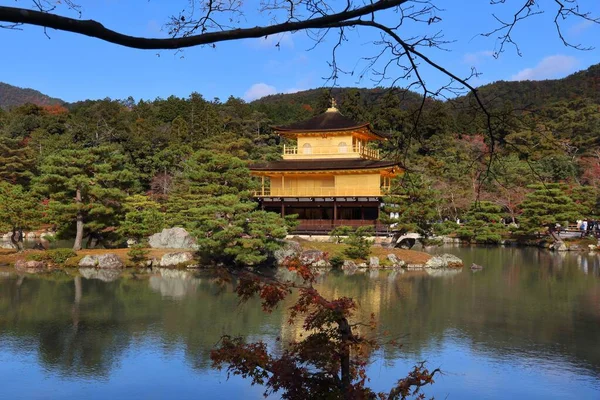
[0,82,64,110]
[253,87,423,109]
[470,63,600,109]
[252,63,600,113]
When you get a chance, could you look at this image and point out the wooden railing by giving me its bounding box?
[283,144,380,160]
[254,186,385,197]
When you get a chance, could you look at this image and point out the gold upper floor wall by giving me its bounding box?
[283,130,381,160]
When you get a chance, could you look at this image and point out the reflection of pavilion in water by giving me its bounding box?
[277,270,433,344]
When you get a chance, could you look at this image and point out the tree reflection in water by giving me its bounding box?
[0,246,599,398]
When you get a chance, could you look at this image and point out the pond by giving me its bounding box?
[1,247,599,399]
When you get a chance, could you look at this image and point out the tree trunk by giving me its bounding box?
[73,188,84,251]
[10,227,24,252]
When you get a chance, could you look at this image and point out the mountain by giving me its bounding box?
[252,63,600,112]
[0,82,65,110]
[470,63,600,109]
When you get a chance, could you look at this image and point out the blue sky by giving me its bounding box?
[1,0,599,103]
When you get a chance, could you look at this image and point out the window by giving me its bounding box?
[338,142,348,153]
[302,143,312,154]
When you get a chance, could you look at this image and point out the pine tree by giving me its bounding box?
[117,194,166,241]
[519,183,583,240]
[456,201,508,244]
[166,150,291,265]
[0,183,41,252]
[0,136,36,187]
[381,174,440,237]
[37,146,136,251]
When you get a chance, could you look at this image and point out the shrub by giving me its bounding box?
[127,243,150,265]
[329,254,345,269]
[26,253,44,261]
[343,226,374,260]
[329,226,352,244]
[46,249,77,264]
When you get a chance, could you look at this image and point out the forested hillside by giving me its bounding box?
[0,63,599,247]
[0,82,64,110]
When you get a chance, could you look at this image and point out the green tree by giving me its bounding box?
[0,137,36,187]
[343,226,374,260]
[519,183,583,241]
[381,174,440,238]
[37,146,136,251]
[456,201,508,244]
[0,183,41,252]
[117,194,166,241]
[166,150,292,265]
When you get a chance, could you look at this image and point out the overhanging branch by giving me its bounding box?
[0,1,408,50]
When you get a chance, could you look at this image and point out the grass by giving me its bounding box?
[0,247,184,268]
[294,238,431,264]
[0,239,432,268]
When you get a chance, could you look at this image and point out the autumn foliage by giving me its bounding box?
[211,257,439,399]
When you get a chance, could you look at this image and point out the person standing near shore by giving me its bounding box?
[581,220,588,238]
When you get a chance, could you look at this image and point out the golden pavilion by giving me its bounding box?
[249,100,402,233]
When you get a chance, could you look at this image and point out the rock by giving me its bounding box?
[588,244,597,251]
[425,254,464,269]
[298,249,329,268]
[126,238,137,248]
[406,263,425,270]
[1,233,11,240]
[148,228,198,249]
[274,240,302,264]
[40,232,55,240]
[1,242,15,249]
[97,254,124,269]
[146,257,160,267]
[25,232,37,239]
[369,256,380,268]
[79,268,121,282]
[425,256,445,269]
[78,255,98,268]
[78,253,124,269]
[159,251,195,267]
[387,254,406,268]
[14,260,46,273]
[471,263,483,270]
[440,253,464,268]
[357,262,367,268]
[342,260,358,273]
[300,249,325,263]
[554,242,568,252]
[568,244,583,252]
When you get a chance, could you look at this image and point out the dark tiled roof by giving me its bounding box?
[274,110,368,132]
[249,159,400,172]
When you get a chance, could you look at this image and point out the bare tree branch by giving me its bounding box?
[0,1,409,49]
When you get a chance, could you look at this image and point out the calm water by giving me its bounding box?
[1,247,599,399]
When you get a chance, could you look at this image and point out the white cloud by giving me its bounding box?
[510,55,578,81]
[463,50,494,65]
[252,32,294,49]
[243,83,277,101]
[569,19,594,36]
